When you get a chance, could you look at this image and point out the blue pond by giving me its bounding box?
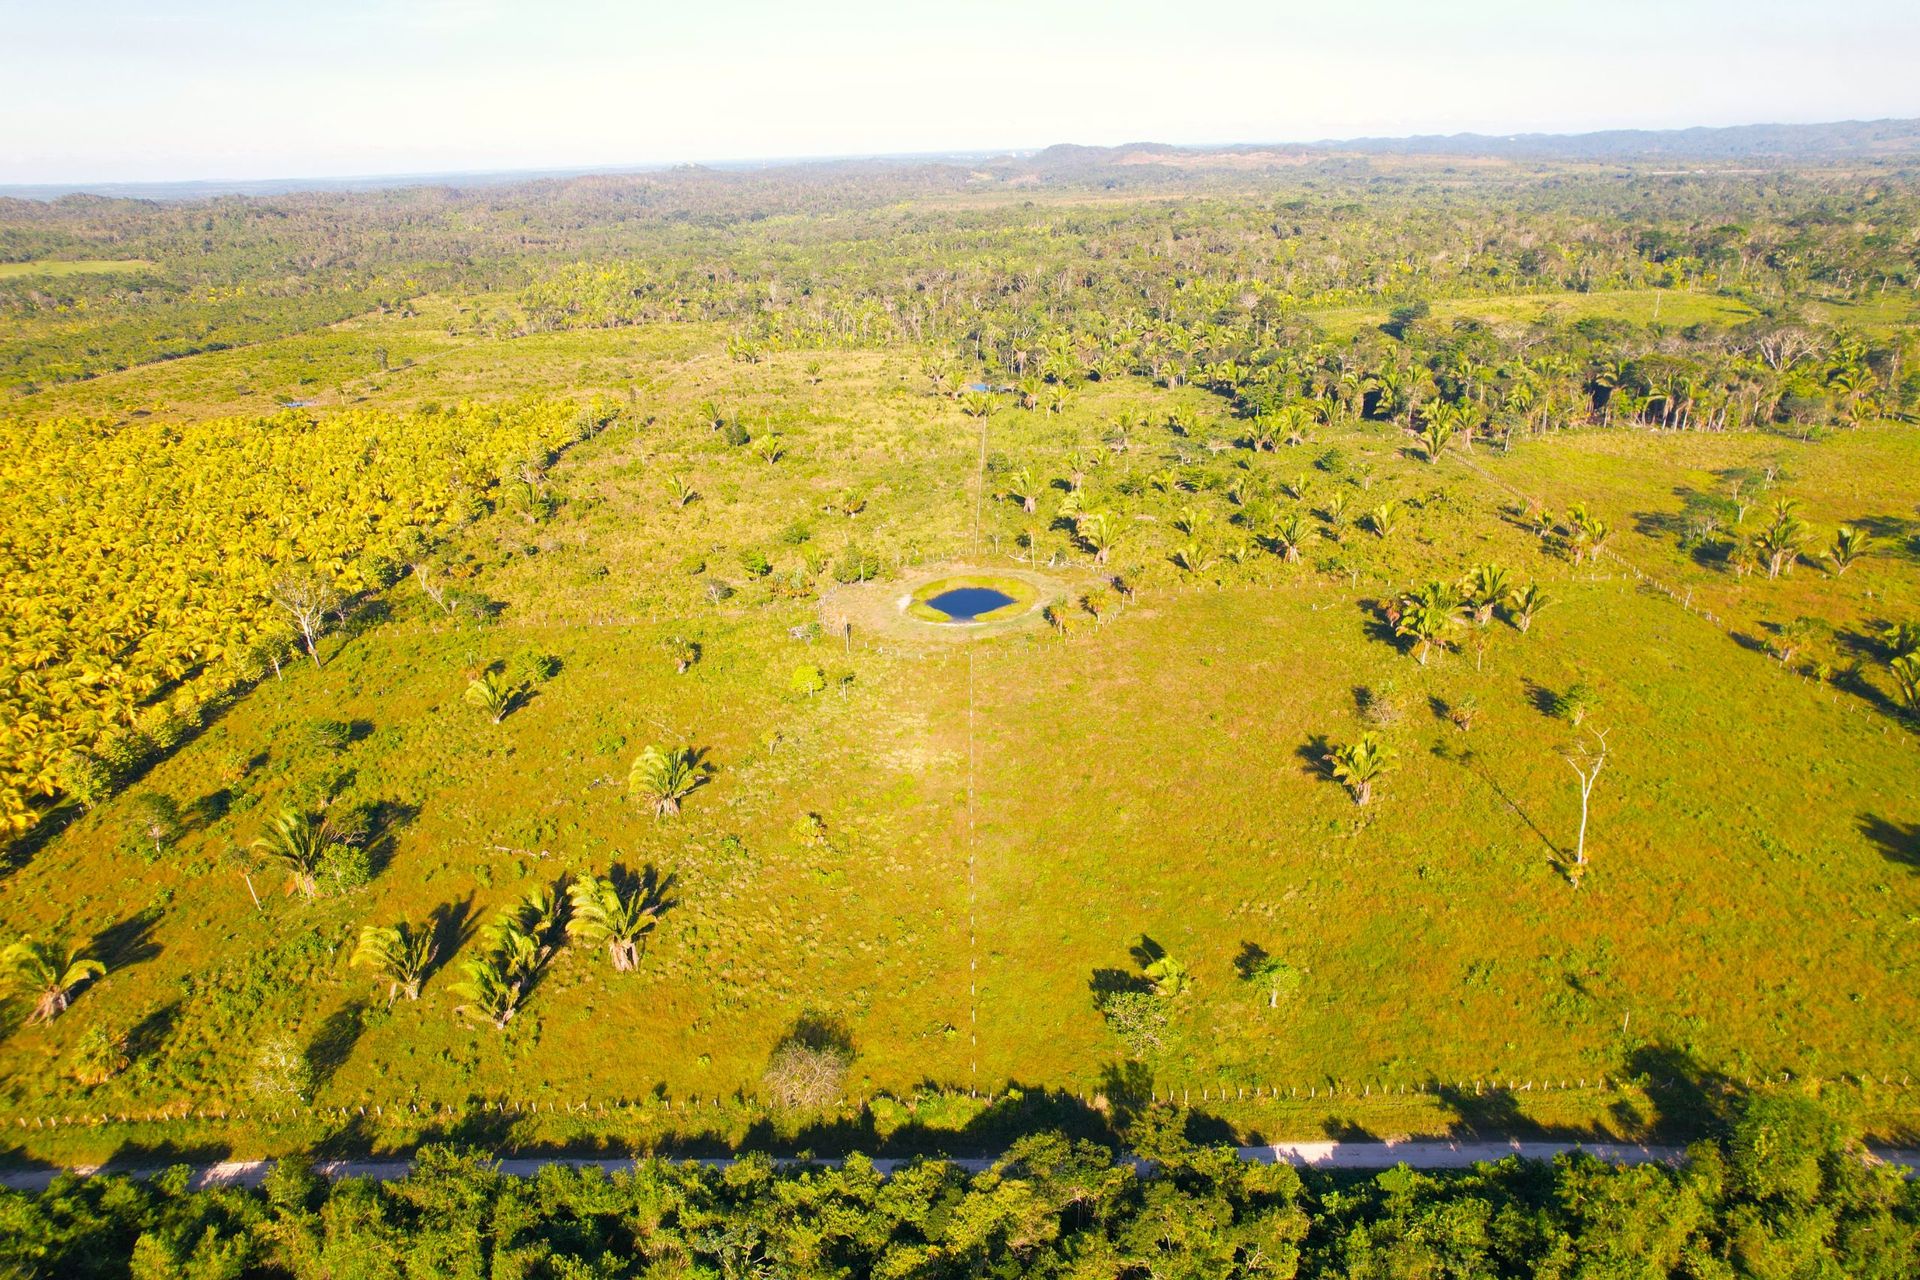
[927,587,1016,621]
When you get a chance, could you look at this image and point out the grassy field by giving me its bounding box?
[0,258,157,280]
[2,312,1918,1166]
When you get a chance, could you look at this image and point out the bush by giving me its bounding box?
[303,719,352,753]
[834,546,881,583]
[248,1033,314,1103]
[762,1019,852,1108]
[739,549,772,578]
[512,649,560,684]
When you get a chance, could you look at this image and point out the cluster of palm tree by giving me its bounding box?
[1388,566,1549,664]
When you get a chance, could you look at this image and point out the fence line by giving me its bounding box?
[9,1070,1914,1133]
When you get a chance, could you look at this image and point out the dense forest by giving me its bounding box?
[3,1092,1916,1278]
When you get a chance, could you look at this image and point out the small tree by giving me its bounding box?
[1891,654,1920,715]
[1554,683,1599,727]
[1327,734,1396,805]
[1004,468,1039,514]
[350,922,437,1004]
[126,792,183,859]
[1243,956,1304,1008]
[1,938,105,1023]
[1272,512,1312,563]
[663,636,701,674]
[451,952,522,1030]
[1368,501,1400,539]
[269,570,341,669]
[222,842,264,910]
[629,745,710,817]
[1562,728,1610,887]
[70,1023,132,1086]
[1143,953,1191,998]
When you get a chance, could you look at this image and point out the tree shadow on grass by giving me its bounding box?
[125,1001,180,1064]
[307,1002,369,1094]
[1860,814,1920,873]
[1450,748,1560,861]
[427,895,482,982]
[90,910,164,972]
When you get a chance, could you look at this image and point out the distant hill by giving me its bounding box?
[1317,117,1920,160]
[7,118,1917,201]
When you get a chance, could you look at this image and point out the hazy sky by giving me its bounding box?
[5,0,1918,183]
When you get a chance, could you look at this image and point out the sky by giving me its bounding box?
[4,0,1918,184]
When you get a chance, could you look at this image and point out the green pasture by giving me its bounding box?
[2,329,1918,1166]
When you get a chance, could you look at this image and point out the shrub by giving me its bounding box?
[762,1020,852,1108]
[303,719,352,753]
[248,1033,314,1103]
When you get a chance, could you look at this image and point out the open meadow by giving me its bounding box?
[2,161,1919,1171]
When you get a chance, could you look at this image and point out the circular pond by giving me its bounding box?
[906,574,1038,624]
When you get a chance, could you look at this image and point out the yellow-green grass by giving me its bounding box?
[2,337,1918,1165]
[0,258,156,279]
[906,574,1039,624]
[1303,288,1761,341]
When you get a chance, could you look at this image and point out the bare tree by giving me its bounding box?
[270,570,340,669]
[1561,727,1610,888]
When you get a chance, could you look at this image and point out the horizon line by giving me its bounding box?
[5,113,1917,200]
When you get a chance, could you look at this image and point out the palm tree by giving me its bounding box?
[1882,621,1920,663]
[1367,501,1400,539]
[1272,512,1312,563]
[1828,525,1870,575]
[451,953,521,1030]
[1327,735,1396,805]
[666,474,699,508]
[1,939,105,1023]
[1395,581,1462,664]
[1460,564,1511,625]
[1505,583,1550,633]
[349,922,437,1004]
[1077,510,1119,565]
[1172,540,1215,574]
[1143,953,1191,998]
[1418,411,1456,463]
[567,872,663,972]
[1752,509,1807,579]
[1891,654,1920,714]
[464,670,519,724]
[250,809,338,898]
[1004,468,1039,514]
[629,745,709,817]
[1567,504,1611,564]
